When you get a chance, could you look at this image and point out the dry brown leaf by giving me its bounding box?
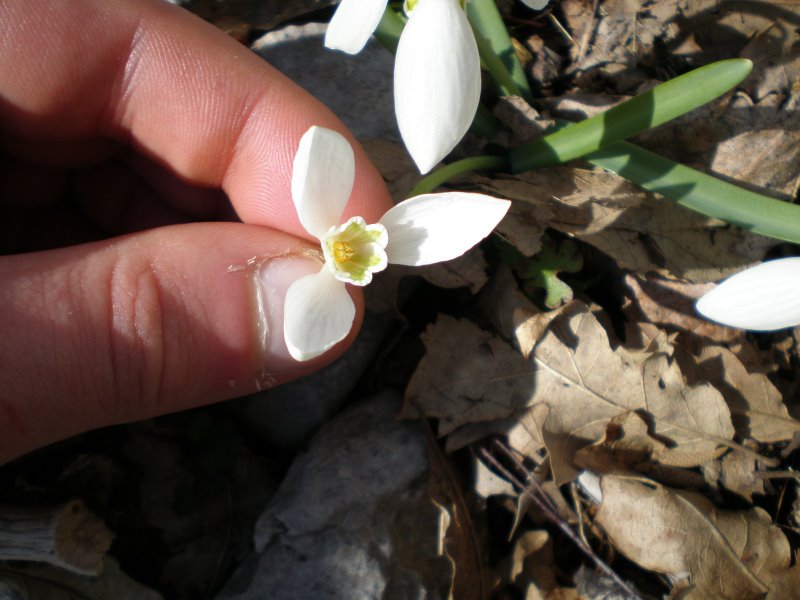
[366,246,490,313]
[679,345,800,443]
[444,406,547,455]
[574,411,669,473]
[407,302,738,485]
[595,475,791,599]
[575,410,712,489]
[623,273,743,348]
[402,315,533,436]
[719,449,765,502]
[471,163,771,283]
[524,302,734,483]
[494,199,549,258]
[415,247,490,295]
[427,431,485,600]
[504,530,580,599]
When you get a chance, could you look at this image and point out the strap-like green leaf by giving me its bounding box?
[509,59,753,172]
[587,142,800,244]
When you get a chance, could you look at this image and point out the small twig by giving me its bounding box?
[548,12,577,47]
[760,470,800,480]
[570,481,591,549]
[480,442,642,599]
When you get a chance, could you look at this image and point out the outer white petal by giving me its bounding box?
[291,126,355,239]
[696,257,800,330]
[379,192,511,266]
[394,0,481,174]
[520,0,549,9]
[284,266,356,361]
[324,0,388,55]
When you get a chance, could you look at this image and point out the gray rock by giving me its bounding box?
[230,310,396,449]
[252,23,399,142]
[218,390,453,600]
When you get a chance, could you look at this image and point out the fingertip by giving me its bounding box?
[0,222,366,461]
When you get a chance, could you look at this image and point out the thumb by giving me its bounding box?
[0,222,360,463]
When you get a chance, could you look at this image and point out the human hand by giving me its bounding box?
[0,0,393,462]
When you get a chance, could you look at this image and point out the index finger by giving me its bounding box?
[0,0,394,239]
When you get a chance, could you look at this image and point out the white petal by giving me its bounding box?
[520,0,549,9]
[284,266,356,361]
[394,0,481,174]
[696,258,800,330]
[291,126,355,239]
[324,0,388,55]
[379,192,511,266]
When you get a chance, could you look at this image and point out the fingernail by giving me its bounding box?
[255,255,322,372]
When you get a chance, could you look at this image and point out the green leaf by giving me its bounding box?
[467,0,533,102]
[521,238,583,309]
[509,59,753,172]
[586,141,800,244]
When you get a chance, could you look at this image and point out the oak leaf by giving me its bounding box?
[594,474,791,599]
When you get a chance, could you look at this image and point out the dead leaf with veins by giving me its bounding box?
[402,315,533,436]
[623,273,744,348]
[574,411,670,474]
[594,474,793,599]
[678,345,800,443]
[471,164,771,283]
[501,530,581,599]
[719,448,765,502]
[526,302,734,484]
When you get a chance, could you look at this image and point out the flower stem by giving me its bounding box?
[408,155,509,196]
[373,6,405,53]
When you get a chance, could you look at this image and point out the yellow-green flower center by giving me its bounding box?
[321,216,389,286]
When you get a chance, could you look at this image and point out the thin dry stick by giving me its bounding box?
[480,442,642,600]
[548,12,577,47]
[569,481,591,549]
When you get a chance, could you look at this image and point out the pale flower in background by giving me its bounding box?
[520,0,549,10]
[696,257,800,330]
[284,126,511,361]
[325,0,481,175]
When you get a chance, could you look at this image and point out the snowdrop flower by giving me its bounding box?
[325,0,481,175]
[696,258,800,330]
[284,126,511,361]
